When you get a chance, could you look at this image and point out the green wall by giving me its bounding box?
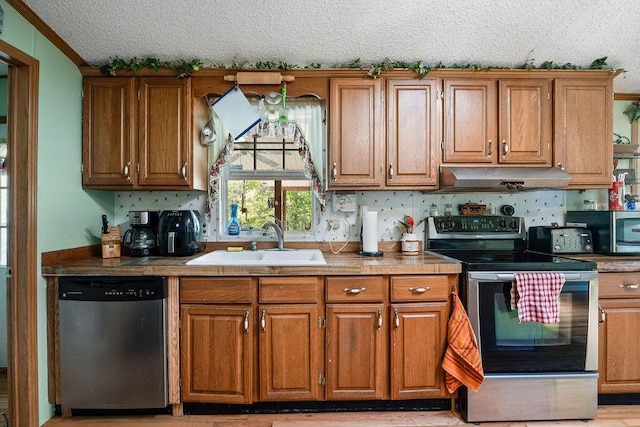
[0,2,114,424]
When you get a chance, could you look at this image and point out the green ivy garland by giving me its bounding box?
[97,56,618,79]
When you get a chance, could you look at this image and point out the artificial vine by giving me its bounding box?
[624,101,640,123]
[97,55,618,79]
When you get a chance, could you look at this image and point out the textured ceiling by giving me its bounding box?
[21,0,640,93]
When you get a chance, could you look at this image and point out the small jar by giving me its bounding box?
[401,233,420,255]
[430,203,439,217]
[583,200,597,210]
[444,204,453,216]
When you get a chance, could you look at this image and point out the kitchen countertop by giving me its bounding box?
[41,249,462,277]
[565,254,640,273]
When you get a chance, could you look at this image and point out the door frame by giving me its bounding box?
[0,39,40,425]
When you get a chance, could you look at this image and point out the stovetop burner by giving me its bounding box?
[435,250,596,271]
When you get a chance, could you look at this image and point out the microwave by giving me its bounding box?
[566,211,640,255]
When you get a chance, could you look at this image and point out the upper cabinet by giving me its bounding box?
[442,78,551,165]
[328,77,439,190]
[329,78,384,188]
[82,76,208,190]
[386,79,439,188]
[554,78,613,187]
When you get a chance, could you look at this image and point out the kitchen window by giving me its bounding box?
[213,97,326,240]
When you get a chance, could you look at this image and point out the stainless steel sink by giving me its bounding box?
[186,249,326,266]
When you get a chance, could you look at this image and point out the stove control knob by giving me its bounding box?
[509,220,518,229]
[499,219,507,228]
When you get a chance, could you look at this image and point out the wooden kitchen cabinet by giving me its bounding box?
[598,272,640,394]
[258,277,323,401]
[554,78,613,187]
[180,277,255,403]
[329,78,384,188]
[389,275,450,399]
[82,76,208,190]
[386,79,439,188]
[325,276,386,400]
[442,78,551,165]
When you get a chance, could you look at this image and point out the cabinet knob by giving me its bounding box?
[557,162,564,171]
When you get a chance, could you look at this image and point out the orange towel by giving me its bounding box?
[441,293,484,393]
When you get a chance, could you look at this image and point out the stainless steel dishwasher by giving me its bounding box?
[58,276,168,409]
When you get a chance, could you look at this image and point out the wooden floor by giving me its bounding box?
[43,405,640,426]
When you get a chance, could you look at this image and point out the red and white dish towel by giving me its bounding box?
[510,272,565,324]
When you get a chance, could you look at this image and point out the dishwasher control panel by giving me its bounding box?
[59,276,166,301]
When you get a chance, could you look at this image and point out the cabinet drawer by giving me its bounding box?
[599,273,640,298]
[259,277,320,303]
[390,275,450,302]
[180,277,253,303]
[326,276,384,302]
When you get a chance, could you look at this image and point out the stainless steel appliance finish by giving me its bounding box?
[528,225,593,254]
[438,166,572,191]
[464,270,599,423]
[425,215,599,423]
[58,276,168,409]
[567,210,640,255]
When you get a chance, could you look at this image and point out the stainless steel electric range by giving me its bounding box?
[426,215,599,423]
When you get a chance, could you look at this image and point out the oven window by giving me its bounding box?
[478,281,589,373]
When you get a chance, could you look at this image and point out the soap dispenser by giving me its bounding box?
[227,203,241,235]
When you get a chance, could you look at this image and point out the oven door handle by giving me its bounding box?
[495,273,584,281]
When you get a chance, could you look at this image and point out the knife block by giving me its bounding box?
[101,225,121,258]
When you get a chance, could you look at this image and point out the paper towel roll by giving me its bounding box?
[362,210,378,253]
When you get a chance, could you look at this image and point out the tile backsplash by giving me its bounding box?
[114,189,575,244]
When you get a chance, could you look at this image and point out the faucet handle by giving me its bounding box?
[250,241,257,251]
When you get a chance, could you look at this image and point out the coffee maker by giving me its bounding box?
[122,211,159,256]
[157,210,203,256]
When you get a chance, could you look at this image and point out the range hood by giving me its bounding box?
[439,166,572,191]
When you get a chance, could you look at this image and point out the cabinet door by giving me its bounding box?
[82,77,136,187]
[325,304,385,400]
[329,78,384,188]
[499,79,552,164]
[390,302,447,399]
[554,78,613,187]
[386,79,438,187]
[443,79,497,163]
[598,298,640,393]
[259,304,322,401]
[181,305,253,403]
[138,77,192,187]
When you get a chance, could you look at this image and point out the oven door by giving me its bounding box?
[466,270,598,373]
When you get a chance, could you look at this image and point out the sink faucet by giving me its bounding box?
[262,218,285,250]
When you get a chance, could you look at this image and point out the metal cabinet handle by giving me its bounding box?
[388,162,394,181]
[343,287,366,295]
[332,163,337,181]
[377,308,383,330]
[619,283,640,289]
[502,139,509,156]
[123,161,131,182]
[244,310,250,334]
[260,309,266,332]
[408,287,430,294]
[487,139,493,156]
[181,162,188,180]
[394,308,399,331]
[598,305,606,324]
[557,162,564,170]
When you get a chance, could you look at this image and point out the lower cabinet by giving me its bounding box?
[179,274,454,405]
[598,272,640,393]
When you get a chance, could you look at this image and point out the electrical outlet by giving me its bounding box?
[329,219,341,230]
[202,221,213,238]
